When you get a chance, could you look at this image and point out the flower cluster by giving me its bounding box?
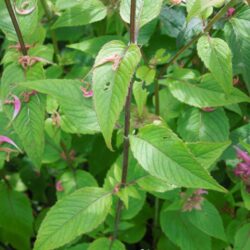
[181,189,208,212]
[234,147,250,191]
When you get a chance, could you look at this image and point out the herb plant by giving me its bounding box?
[0,0,250,250]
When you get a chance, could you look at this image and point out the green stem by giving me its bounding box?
[158,0,239,78]
[40,0,60,63]
[112,0,137,244]
[4,0,27,56]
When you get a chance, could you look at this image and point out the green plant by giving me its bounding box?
[0,0,250,249]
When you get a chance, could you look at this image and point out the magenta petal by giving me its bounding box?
[227,8,235,17]
[84,90,93,98]
[235,147,250,164]
[0,135,22,152]
[12,95,21,121]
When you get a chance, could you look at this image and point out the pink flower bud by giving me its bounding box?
[235,147,250,164]
[227,8,235,17]
[80,87,93,98]
[56,181,64,192]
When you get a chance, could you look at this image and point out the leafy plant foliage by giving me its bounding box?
[0,0,249,250]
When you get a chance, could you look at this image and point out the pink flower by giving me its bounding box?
[56,181,64,192]
[0,135,22,152]
[235,147,250,165]
[80,87,93,98]
[227,8,235,17]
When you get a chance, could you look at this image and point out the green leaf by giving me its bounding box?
[197,36,233,94]
[1,64,46,168]
[177,107,230,142]
[0,0,38,41]
[241,182,250,210]
[93,40,141,150]
[186,0,222,21]
[224,6,250,93]
[68,36,124,57]
[120,0,163,28]
[130,123,226,192]
[57,170,98,200]
[133,81,148,117]
[160,6,185,38]
[52,0,107,29]
[87,238,126,250]
[0,183,33,250]
[34,187,112,250]
[183,200,226,241]
[136,65,156,85]
[163,74,250,108]
[19,79,100,134]
[160,206,212,250]
[187,141,231,169]
[234,223,250,250]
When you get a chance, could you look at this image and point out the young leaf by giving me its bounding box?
[130,123,226,192]
[34,187,112,250]
[120,0,163,28]
[197,36,233,95]
[52,0,107,29]
[186,0,222,21]
[93,40,141,150]
[20,79,100,134]
[163,74,250,108]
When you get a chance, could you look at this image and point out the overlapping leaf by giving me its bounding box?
[20,79,100,134]
[130,123,226,192]
[177,107,230,142]
[163,74,250,108]
[93,40,141,150]
[1,64,46,168]
[53,0,107,29]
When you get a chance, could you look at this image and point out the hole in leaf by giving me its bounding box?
[104,82,111,91]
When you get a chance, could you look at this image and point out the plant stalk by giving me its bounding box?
[4,0,27,56]
[40,0,60,63]
[158,0,239,78]
[112,0,137,243]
